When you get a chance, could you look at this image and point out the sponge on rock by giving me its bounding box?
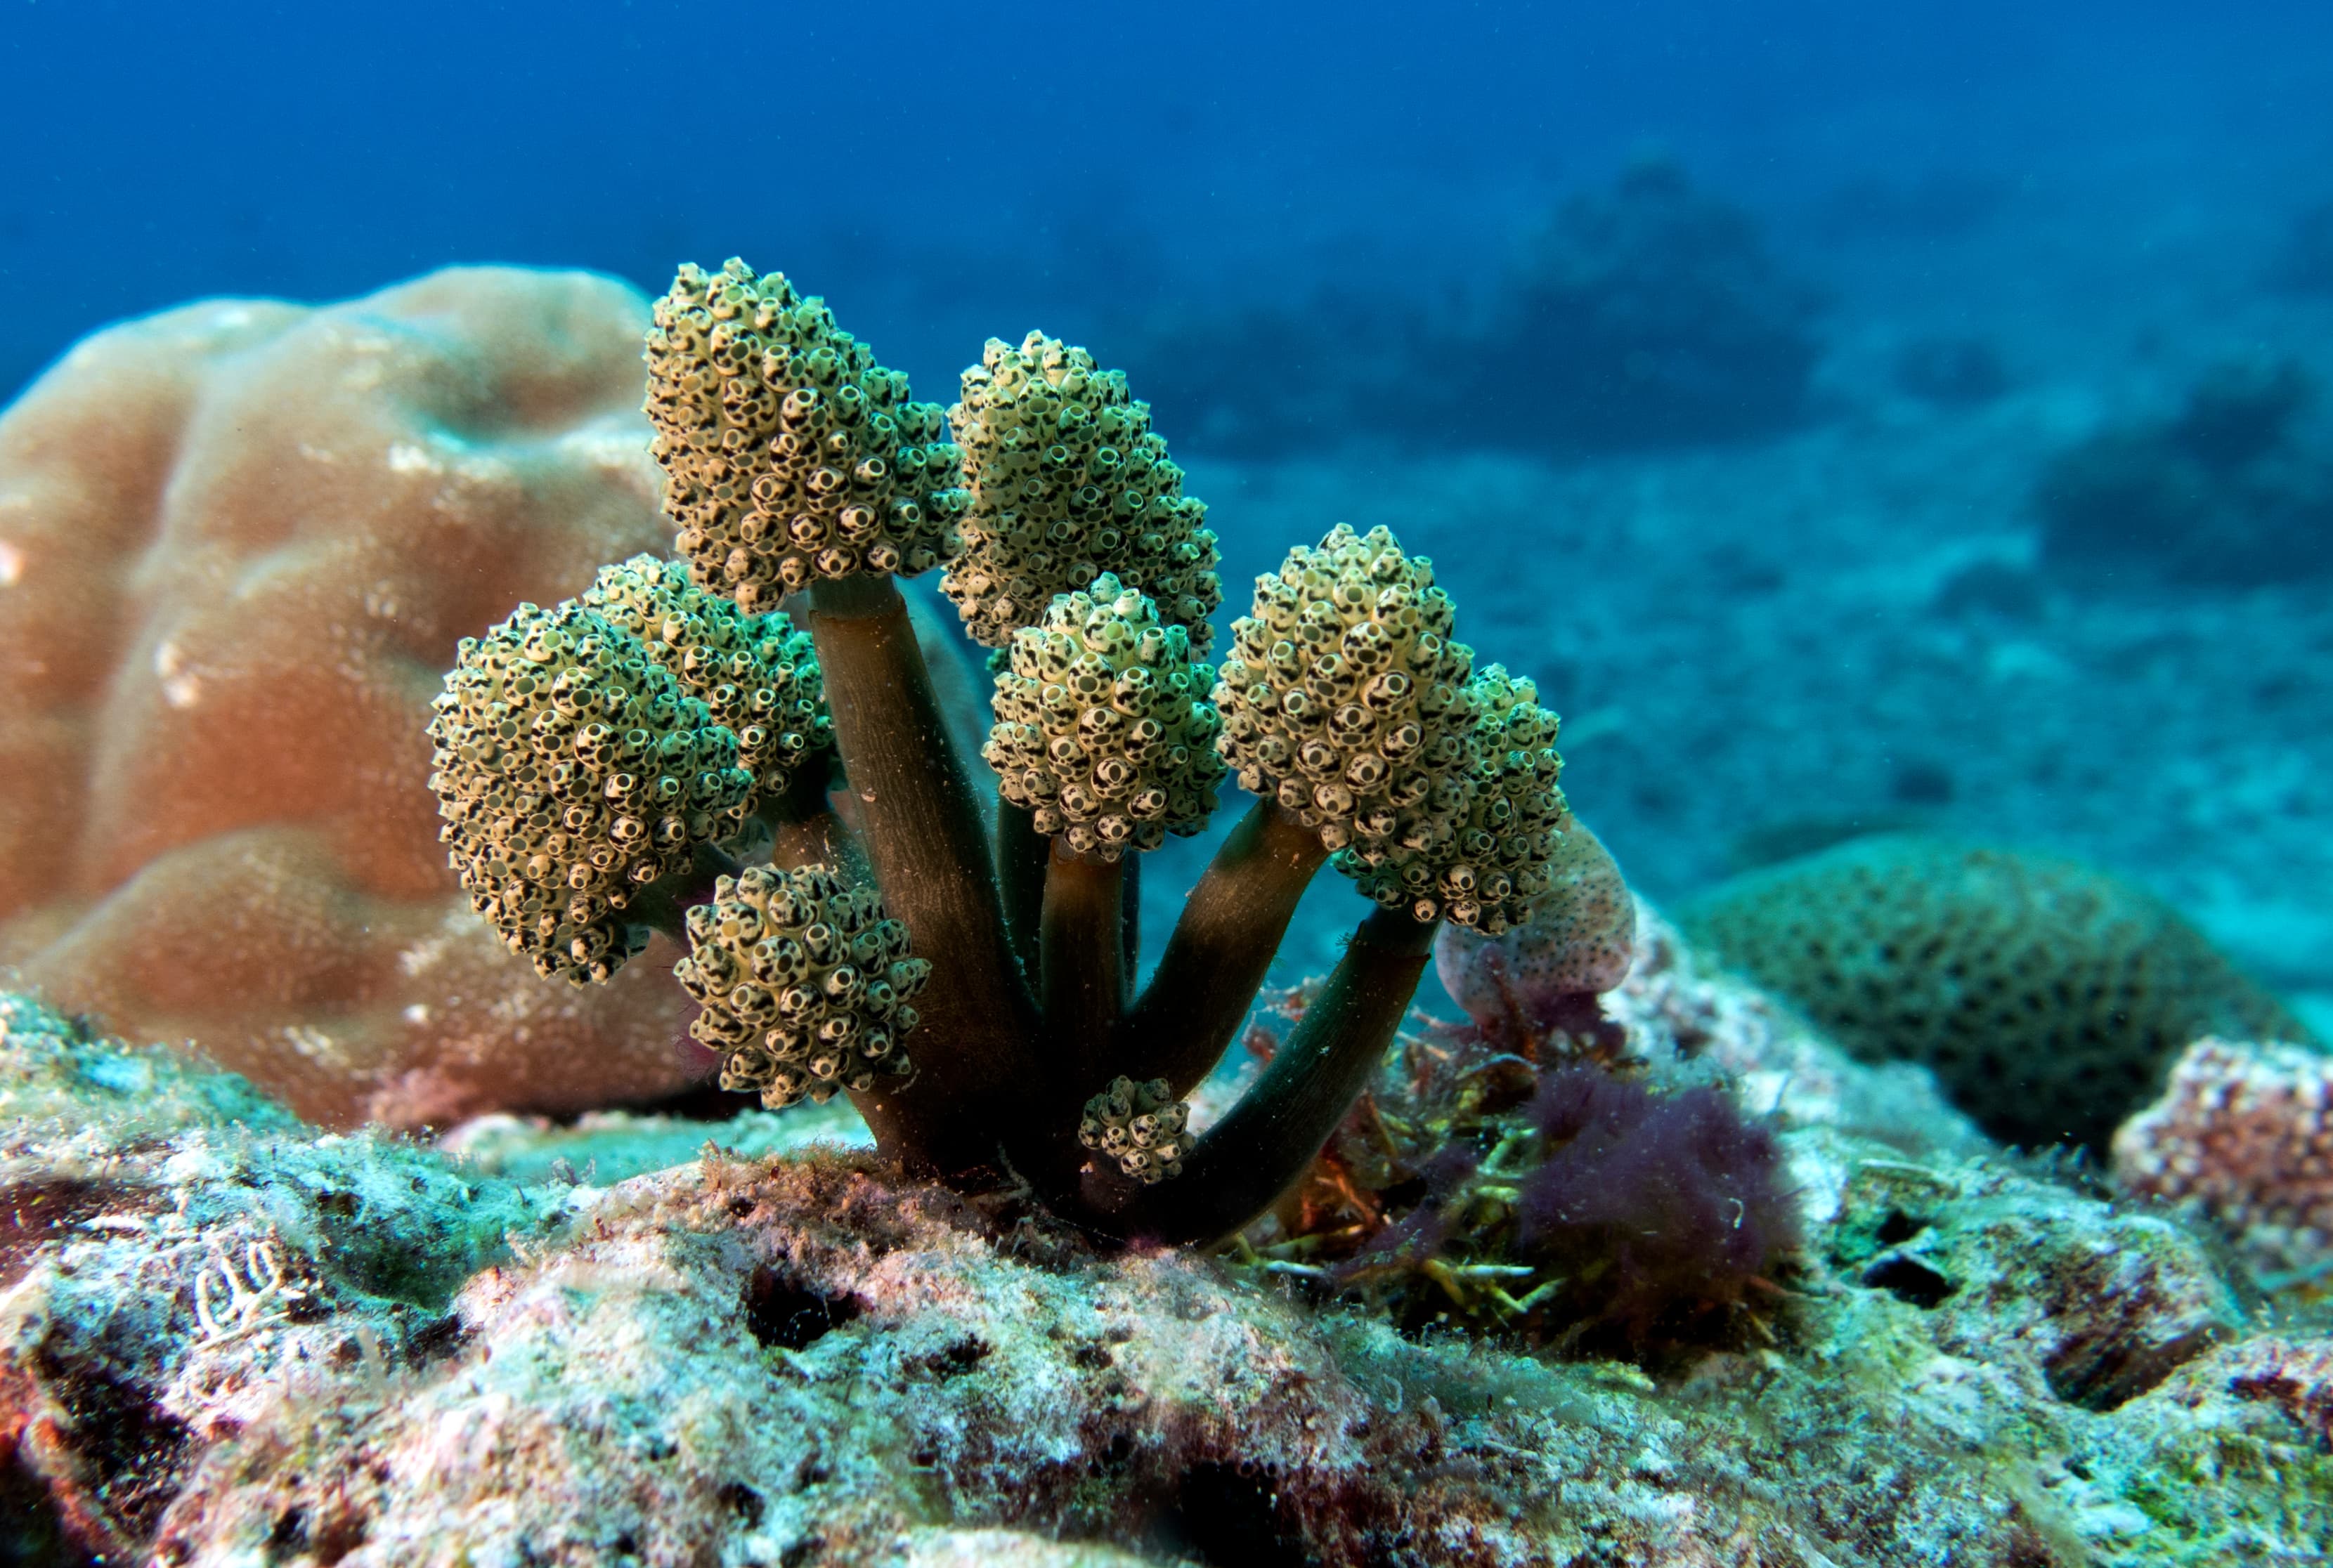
[984,573,1223,858]
[944,331,1221,651]
[644,259,967,608]
[1434,810,1636,1024]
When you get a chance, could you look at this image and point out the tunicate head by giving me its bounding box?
[578,554,830,804]
[1350,665,1566,932]
[984,573,1223,858]
[944,331,1221,651]
[644,259,968,610]
[674,862,929,1109]
[1079,1075,1197,1184]
[1213,523,1478,875]
[426,601,752,984]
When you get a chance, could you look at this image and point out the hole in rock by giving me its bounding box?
[1151,1462,1312,1568]
[1862,1252,1956,1309]
[0,1447,96,1567]
[744,1266,861,1351]
[54,1366,193,1541]
[1874,1209,1928,1246]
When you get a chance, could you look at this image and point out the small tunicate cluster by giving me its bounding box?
[985,573,1222,858]
[1348,666,1565,932]
[675,863,928,1108]
[644,259,968,608]
[1079,1075,1197,1184]
[1214,523,1477,881]
[945,332,1221,651]
[427,603,752,984]
[578,554,829,801]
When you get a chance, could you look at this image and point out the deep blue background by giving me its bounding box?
[4,0,2330,405]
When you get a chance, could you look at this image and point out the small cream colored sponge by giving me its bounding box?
[1214,524,1476,866]
[985,573,1223,859]
[644,259,966,608]
[1434,810,1636,1017]
[1079,1075,1197,1184]
[578,554,829,802]
[427,602,751,984]
[945,332,1221,651]
[1349,665,1565,932]
[675,863,929,1109]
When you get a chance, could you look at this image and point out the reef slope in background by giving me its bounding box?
[4,917,2327,1567]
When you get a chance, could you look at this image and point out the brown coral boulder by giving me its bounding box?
[0,268,701,1127]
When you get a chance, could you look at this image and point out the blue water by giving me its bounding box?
[6,0,2333,1021]
[5,1,2328,403]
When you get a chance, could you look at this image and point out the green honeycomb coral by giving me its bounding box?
[944,331,1221,651]
[1214,523,1479,891]
[644,259,968,607]
[984,573,1223,859]
[578,554,829,802]
[427,603,752,984]
[1681,833,2310,1149]
[675,863,930,1108]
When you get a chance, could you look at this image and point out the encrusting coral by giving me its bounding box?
[422,256,1592,1245]
[2114,1036,2333,1291]
[1681,832,2309,1151]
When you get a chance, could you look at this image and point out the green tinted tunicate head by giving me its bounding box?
[675,863,930,1109]
[1346,665,1564,932]
[945,331,1221,651]
[1214,524,1477,870]
[984,573,1223,859]
[644,259,968,610]
[427,602,752,984]
[1078,1076,1196,1184]
[578,554,830,805]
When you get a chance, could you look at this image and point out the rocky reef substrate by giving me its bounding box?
[2,951,2328,1566]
